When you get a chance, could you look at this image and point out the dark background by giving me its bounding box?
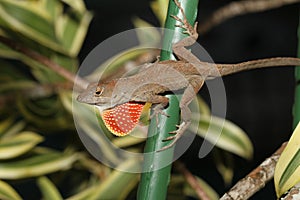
[81,0,300,199]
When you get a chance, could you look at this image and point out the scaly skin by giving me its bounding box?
[77,0,300,151]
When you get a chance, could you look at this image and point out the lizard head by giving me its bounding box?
[77,81,149,136]
[77,81,117,110]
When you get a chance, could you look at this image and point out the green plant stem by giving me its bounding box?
[137,0,198,199]
[294,18,300,128]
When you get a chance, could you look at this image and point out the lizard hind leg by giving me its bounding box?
[158,79,204,152]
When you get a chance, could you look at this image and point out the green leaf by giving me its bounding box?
[0,80,36,93]
[150,0,169,26]
[89,158,141,200]
[67,158,141,200]
[62,91,122,165]
[16,96,73,131]
[190,96,211,116]
[61,0,87,13]
[2,121,26,137]
[213,149,234,185]
[0,116,15,138]
[56,11,92,56]
[112,135,146,148]
[66,185,96,200]
[0,150,78,179]
[86,48,152,82]
[30,53,78,83]
[191,114,253,159]
[41,0,62,21]
[0,0,57,48]
[132,17,161,46]
[0,131,43,159]
[274,122,300,197]
[184,176,219,200]
[37,176,63,200]
[0,180,22,200]
[0,0,91,56]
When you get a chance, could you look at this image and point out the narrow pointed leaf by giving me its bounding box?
[56,11,92,56]
[0,0,57,48]
[37,176,63,200]
[0,0,91,56]
[90,158,141,200]
[62,91,121,165]
[150,0,169,26]
[191,114,253,159]
[184,176,219,200]
[274,122,300,197]
[0,116,15,137]
[0,150,78,179]
[0,131,43,159]
[3,121,26,137]
[0,180,22,200]
[67,158,141,200]
[132,17,161,46]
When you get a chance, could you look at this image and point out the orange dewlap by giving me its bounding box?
[100,102,146,136]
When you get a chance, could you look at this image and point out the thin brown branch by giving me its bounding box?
[281,183,300,199]
[175,161,211,200]
[198,0,300,35]
[0,35,89,90]
[220,142,288,200]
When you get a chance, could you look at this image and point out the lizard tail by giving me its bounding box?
[215,57,300,76]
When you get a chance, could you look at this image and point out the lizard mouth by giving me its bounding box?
[76,93,111,106]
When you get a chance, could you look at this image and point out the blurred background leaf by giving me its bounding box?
[0,0,257,199]
[274,122,300,197]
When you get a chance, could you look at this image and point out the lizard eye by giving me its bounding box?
[95,86,104,96]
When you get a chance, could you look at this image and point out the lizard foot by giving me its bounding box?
[171,0,198,39]
[157,121,189,152]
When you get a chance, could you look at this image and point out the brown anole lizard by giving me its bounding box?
[77,0,300,151]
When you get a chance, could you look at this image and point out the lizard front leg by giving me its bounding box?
[171,0,210,71]
[157,0,207,151]
[148,95,170,125]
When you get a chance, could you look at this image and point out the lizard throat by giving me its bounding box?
[95,102,148,136]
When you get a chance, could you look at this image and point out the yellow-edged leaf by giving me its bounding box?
[0,0,91,56]
[0,131,43,159]
[37,176,63,200]
[184,176,219,200]
[62,91,121,165]
[67,158,141,200]
[86,48,153,82]
[150,0,169,26]
[0,150,78,179]
[112,135,146,148]
[132,17,161,46]
[89,158,141,200]
[274,122,300,197]
[191,114,253,159]
[0,116,15,138]
[0,180,22,200]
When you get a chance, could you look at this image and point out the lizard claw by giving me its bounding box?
[157,121,189,152]
[171,0,198,39]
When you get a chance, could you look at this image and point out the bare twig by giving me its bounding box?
[0,35,89,90]
[198,0,300,35]
[220,142,288,200]
[281,183,300,200]
[175,161,211,200]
